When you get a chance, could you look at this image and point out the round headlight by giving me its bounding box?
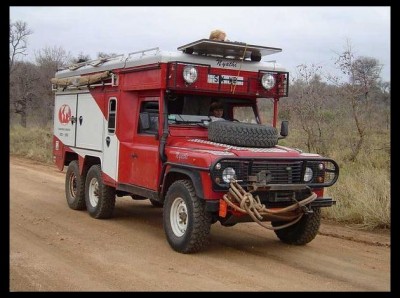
[261,74,275,90]
[183,66,198,84]
[304,167,313,182]
[222,167,236,183]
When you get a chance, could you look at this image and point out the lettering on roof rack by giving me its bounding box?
[216,59,238,68]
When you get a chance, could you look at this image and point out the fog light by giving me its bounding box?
[222,167,236,183]
[304,167,313,182]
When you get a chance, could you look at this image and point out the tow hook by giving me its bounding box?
[301,205,314,215]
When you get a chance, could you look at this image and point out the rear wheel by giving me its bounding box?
[272,207,321,245]
[163,180,211,253]
[65,160,86,210]
[85,165,116,219]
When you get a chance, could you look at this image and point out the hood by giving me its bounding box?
[168,138,319,159]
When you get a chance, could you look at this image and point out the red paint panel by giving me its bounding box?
[313,188,324,198]
[89,90,106,118]
[122,68,162,91]
[102,171,117,187]
[115,91,138,142]
[166,63,282,98]
[53,135,64,171]
[118,141,134,184]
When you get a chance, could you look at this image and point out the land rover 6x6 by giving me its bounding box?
[52,39,339,253]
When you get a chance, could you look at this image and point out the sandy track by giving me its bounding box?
[10,156,390,291]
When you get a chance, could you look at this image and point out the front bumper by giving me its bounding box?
[205,197,336,212]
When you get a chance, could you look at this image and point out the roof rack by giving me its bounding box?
[58,54,125,72]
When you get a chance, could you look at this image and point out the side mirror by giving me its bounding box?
[139,112,150,130]
[279,120,289,139]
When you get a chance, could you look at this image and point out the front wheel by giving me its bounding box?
[85,165,116,219]
[272,207,321,245]
[163,180,211,253]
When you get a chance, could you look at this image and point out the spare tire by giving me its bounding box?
[208,121,278,148]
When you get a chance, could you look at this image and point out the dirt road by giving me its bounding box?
[10,156,390,291]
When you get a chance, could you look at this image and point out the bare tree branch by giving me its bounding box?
[9,20,33,74]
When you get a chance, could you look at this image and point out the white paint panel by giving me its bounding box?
[72,148,102,160]
[75,93,104,151]
[102,133,119,181]
[53,94,77,147]
[102,97,119,181]
[207,74,244,85]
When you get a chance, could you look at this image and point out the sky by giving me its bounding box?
[9,6,391,82]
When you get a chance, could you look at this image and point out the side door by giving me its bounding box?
[53,93,78,147]
[129,97,161,190]
[75,92,104,151]
[102,97,119,183]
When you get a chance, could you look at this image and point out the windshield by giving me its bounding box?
[166,93,261,125]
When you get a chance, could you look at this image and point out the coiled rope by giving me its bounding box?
[222,181,317,230]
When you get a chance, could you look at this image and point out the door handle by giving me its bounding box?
[131,153,138,159]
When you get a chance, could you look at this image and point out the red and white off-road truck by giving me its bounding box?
[52,39,339,253]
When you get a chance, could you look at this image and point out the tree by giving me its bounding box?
[35,46,71,126]
[286,64,335,155]
[35,46,70,71]
[9,20,33,74]
[70,52,91,64]
[331,41,383,161]
[97,52,118,58]
[351,57,382,101]
[10,61,40,127]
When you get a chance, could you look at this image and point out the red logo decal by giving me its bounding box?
[58,104,71,125]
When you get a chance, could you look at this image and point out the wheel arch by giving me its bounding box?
[162,168,204,201]
[64,151,78,168]
[80,155,101,176]
[64,152,101,177]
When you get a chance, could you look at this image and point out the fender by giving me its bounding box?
[162,166,205,200]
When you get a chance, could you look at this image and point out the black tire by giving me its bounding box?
[65,160,86,210]
[208,121,278,148]
[149,198,164,208]
[163,180,211,253]
[85,165,116,219]
[250,51,261,62]
[272,207,321,245]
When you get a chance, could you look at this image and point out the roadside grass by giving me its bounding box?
[10,125,53,164]
[9,124,390,230]
[283,127,390,230]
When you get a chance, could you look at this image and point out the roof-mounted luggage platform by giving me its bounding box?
[178,39,282,61]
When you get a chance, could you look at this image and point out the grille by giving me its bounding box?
[211,158,339,190]
[251,161,302,184]
[212,160,303,185]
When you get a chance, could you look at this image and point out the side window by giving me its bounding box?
[139,101,159,134]
[108,98,117,134]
